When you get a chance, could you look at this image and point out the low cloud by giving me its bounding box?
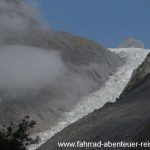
[0,45,66,89]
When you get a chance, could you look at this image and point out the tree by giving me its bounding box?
[0,116,40,150]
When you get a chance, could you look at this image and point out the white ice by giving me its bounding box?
[29,48,150,150]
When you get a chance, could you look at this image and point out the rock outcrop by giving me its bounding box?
[121,52,150,97]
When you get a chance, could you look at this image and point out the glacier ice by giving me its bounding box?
[29,48,150,150]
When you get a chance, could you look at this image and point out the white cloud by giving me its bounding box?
[0,45,66,89]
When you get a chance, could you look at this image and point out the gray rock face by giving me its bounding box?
[38,53,150,150]
[0,0,123,132]
[118,37,144,48]
[121,52,150,97]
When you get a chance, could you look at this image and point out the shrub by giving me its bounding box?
[0,116,40,150]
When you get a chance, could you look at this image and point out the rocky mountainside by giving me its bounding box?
[38,52,150,150]
[118,37,144,48]
[0,0,123,132]
[120,53,150,97]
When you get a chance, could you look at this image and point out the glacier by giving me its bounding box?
[29,48,150,150]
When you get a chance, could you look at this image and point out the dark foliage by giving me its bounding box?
[0,116,40,150]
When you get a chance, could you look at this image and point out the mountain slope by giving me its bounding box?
[0,0,123,132]
[37,50,150,150]
[121,52,150,97]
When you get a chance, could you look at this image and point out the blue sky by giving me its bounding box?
[36,0,150,48]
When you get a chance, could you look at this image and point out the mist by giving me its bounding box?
[0,0,41,43]
[0,0,66,89]
[0,0,122,132]
[0,45,66,89]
